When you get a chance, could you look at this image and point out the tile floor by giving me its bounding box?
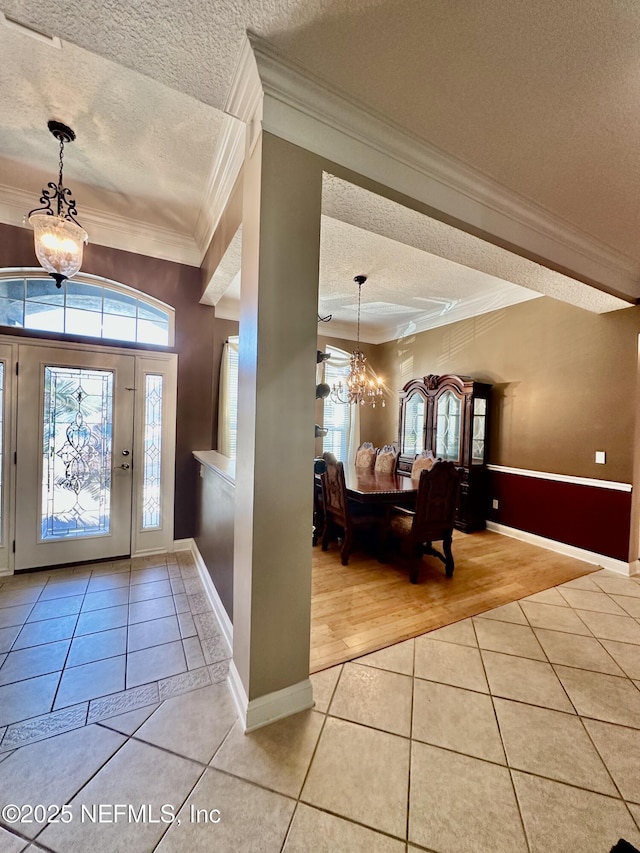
[0,560,639,852]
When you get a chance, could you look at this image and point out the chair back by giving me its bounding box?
[355,441,377,471]
[375,444,399,474]
[321,451,349,527]
[411,449,437,479]
[411,462,462,541]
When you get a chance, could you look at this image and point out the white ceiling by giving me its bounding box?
[1,2,638,341]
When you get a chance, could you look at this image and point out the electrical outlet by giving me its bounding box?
[595,451,606,464]
[492,498,499,510]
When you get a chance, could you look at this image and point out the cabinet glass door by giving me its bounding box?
[402,392,426,456]
[436,390,462,461]
[472,397,487,463]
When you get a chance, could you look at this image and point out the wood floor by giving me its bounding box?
[310,529,599,672]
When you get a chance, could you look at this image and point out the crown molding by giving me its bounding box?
[0,184,201,267]
[243,34,640,300]
[193,115,246,256]
[225,35,263,154]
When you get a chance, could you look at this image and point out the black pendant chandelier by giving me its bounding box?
[28,120,88,288]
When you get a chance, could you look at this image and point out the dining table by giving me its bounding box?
[342,467,418,507]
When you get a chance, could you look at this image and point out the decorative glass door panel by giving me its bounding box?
[42,366,114,541]
[15,345,135,570]
[402,393,426,456]
[436,391,462,461]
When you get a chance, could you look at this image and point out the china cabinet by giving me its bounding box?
[397,374,491,532]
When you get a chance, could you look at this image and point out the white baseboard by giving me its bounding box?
[486,521,637,577]
[186,538,234,651]
[228,660,314,733]
[172,538,193,552]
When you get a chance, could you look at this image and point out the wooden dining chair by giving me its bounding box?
[374,443,399,474]
[381,461,463,583]
[355,441,377,471]
[411,449,437,479]
[320,451,381,565]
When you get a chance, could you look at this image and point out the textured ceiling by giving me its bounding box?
[4,0,640,263]
[1,1,639,338]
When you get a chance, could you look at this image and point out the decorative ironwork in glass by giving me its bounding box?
[402,393,426,456]
[42,366,113,540]
[142,374,163,529]
[0,277,172,345]
[472,397,487,463]
[0,362,4,542]
[436,390,462,461]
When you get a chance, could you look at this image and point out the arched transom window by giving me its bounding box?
[0,271,174,346]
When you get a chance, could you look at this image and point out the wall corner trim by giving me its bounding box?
[228,661,314,733]
[486,521,635,576]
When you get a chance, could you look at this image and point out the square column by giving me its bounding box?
[228,131,323,730]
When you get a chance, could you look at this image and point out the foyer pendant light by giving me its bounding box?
[28,120,88,288]
[330,275,385,408]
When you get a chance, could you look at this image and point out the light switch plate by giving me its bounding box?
[492,499,499,509]
[595,451,606,464]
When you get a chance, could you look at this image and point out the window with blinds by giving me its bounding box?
[322,346,350,462]
[222,336,239,458]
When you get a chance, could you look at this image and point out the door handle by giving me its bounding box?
[115,463,131,470]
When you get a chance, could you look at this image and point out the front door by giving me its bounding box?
[14,345,135,570]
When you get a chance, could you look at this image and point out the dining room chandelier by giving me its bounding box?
[28,120,88,288]
[330,275,385,408]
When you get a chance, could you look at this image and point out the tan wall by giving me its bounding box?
[372,297,640,483]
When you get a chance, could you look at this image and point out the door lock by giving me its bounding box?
[122,449,130,456]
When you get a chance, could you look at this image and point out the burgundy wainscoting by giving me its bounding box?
[488,469,632,562]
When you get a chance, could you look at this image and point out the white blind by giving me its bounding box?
[322,347,351,462]
[218,336,239,458]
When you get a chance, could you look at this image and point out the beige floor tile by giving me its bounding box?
[301,717,409,838]
[600,639,640,679]
[284,803,405,853]
[591,575,640,598]
[555,665,640,728]
[494,698,616,794]
[310,664,342,713]
[2,702,88,750]
[612,595,640,618]
[0,724,125,838]
[0,827,28,853]
[473,618,546,660]
[426,618,477,647]
[520,602,592,635]
[135,682,237,763]
[98,703,159,735]
[583,718,640,803]
[513,771,640,853]
[474,601,527,624]
[629,802,640,831]
[39,738,202,853]
[0,671,61,727]
[576,610,640,644]
[355,637,415,674]
[0,639,70,686]
[559,575,602,592]
[558,588,627,614]
[329,663,413,736]
[156,768,294,853]
[533,628,624,675]
[409,741,527,853]
[521,588,569,606]
[415,637,489,692]
[213,709,323,798]
[413,679,505,763]
[482,651,574,712]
